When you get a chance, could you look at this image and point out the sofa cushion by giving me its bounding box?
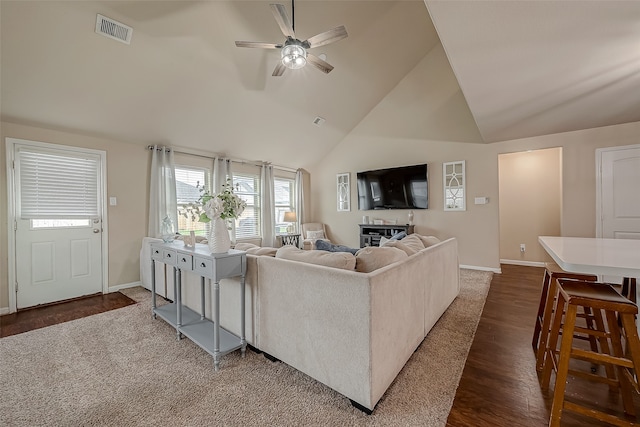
[247,247,278,256]
[276,245,356,270]
[235,242,277,256]
[416,235,441,247]
[235,242,259,251]
[354,246,408,273]
[380,234,425,256]
[315,240,359,255]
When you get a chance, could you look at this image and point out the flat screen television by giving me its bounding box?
[357,164,428,210]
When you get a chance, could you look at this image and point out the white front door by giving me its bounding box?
[598,144,640,240]
[10,139,105,309]
[15,218,103,308]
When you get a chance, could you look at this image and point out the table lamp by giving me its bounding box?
[283,211,297,233]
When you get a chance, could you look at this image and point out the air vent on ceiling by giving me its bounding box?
[313,117,326,127]
[95,14,132,45]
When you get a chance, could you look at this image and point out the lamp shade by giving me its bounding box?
[281,44,307,70]
[283,211,297,222]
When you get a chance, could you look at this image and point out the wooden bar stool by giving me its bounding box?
[541,279,640,427]
[532,262,598,371]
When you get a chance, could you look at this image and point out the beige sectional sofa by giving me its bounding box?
[140,236,460,413]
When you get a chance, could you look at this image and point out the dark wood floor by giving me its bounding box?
[0,292,135,338]
[447,263,640,426]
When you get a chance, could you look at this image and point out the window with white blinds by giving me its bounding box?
[274,178,295,234]
[18,147,100,219]
[233,173,261,239]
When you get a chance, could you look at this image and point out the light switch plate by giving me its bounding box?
[109,196,117,206]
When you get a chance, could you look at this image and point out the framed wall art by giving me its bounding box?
[337,173,350,211]
[444,161,466,211]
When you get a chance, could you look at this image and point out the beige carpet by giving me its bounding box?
[0,269,492,426]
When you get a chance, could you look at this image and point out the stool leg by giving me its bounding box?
[620,313,640,400]
[582,306,600,353]
[592,307,619,387]
[541,288,566,390]
[610,311,638,416]
[550,302,578,427]
[536,275,557,371]
[533,270,552,350]
[622,278,637,304]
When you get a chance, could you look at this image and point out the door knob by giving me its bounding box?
[93,229,100,233]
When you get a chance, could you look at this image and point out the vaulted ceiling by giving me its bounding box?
[426,1,640,143]
[2,1,639,169]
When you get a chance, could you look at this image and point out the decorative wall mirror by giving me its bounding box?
[337,173,350,211]
[444,161,466,211]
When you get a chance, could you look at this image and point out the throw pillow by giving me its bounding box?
[382,240,418,256]
[354,246,408,273]
[390,231,407,240]
[400,234,426,252]
[416,235,441,248]
[306,230,326,240]
[276,245,356,270]
[315,239,358,255]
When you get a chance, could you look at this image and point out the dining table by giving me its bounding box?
[539,235,640,337]
[538,236,640,280]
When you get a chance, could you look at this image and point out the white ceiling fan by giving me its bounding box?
[235,1,348,76]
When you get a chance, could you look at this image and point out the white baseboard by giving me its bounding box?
[500,259,545,268]
[460,264,502,274]
[0,307,9,316]
[109,281,142,292]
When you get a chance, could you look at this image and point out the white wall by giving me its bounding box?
[308,42,640,271]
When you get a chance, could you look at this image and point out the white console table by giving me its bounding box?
[150,241,247,371]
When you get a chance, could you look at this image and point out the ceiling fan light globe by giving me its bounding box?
[281,44,307,70]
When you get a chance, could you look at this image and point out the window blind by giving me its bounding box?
[18,148,100,219]
[233,173,261,239]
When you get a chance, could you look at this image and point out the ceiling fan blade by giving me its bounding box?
[305,26,348,49]
[307,54,334,74]
[270,4,295,38]
[272,61,286,77]
[235,41,282,49]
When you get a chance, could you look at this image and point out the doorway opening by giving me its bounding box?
[498,147,562,266]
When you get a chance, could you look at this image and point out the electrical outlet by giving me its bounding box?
[520,243,526,252]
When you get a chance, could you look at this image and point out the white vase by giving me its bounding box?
[208,217,231,254]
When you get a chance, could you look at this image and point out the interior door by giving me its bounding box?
[597,144,640,294]
[599,145,640,240]
[12,141,104,309]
